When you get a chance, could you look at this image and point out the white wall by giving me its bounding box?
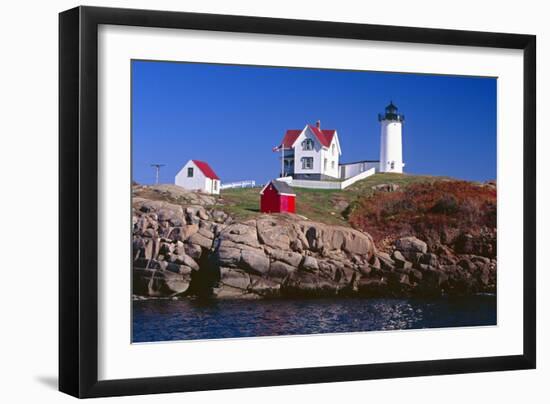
[340,161,379,179]
[291,179,343,189]
[204,177,221,195]
[294,126,322,175]
[1,1,548,404]
[175,160,205,191]
[290,167,375,189]
[319,137,340,178]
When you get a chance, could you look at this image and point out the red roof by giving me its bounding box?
[279,130,302,148]
[276,125,336,149]
[192,160,220,180]
[308,125,335,148]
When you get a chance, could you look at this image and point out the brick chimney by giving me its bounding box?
[316,120,321,129]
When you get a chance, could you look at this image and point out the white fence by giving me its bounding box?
[277,176,294,184]
[220,180,256,190]
[286,167,376,190]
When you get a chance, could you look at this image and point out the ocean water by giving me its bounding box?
[132,295,496,343]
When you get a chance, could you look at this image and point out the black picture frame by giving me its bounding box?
[59,6,536,398]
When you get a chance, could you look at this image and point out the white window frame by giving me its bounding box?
[301,157,313,170]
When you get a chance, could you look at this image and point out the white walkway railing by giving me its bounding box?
[220,180,256,190]
[341,167,376,188]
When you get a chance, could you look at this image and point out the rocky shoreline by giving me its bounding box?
[132,187,496,300]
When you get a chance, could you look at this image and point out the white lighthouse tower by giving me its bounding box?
[378,102,405,173]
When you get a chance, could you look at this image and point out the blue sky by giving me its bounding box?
[132,60,496,185]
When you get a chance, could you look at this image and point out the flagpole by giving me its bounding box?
[282,143,286,177]
[273,143,285,178]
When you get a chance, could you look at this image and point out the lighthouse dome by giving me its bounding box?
[378,101,405,122]
[386,101,398,113]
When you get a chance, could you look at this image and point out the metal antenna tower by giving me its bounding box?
[150,164,165,185]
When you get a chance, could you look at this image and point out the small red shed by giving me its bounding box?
[260,180,296,214]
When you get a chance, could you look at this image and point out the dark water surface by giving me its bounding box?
[132,295,496,343]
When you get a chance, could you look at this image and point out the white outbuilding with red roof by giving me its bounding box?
[175,159,221,195]
[274,120,342,180]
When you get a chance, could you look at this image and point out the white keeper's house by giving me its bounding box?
[175,159,221,195]
[275,120,342,180]
[274,102,405,185]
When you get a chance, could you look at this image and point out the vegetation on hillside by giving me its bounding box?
[349,180,496,245]
[219,173,452,225]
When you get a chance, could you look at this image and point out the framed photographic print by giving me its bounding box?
[59,6,536,398]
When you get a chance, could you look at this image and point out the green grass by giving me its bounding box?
[219,173,452,225]
[215,187,264,221]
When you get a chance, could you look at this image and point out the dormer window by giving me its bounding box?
[302,138,314,151]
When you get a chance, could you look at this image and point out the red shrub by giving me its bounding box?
[349,181,496,243]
